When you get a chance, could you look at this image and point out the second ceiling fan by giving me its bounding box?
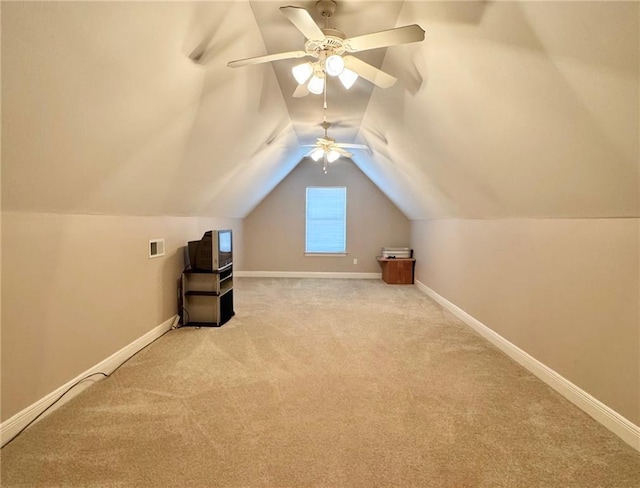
[227,0,425,96]
[302,120,370,173]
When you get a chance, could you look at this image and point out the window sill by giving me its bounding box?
[304,252,348,257]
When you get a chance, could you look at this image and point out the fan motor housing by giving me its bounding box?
[305,30,346,56]
[316,0,337,18]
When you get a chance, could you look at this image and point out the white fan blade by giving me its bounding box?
[293,83,309,98]
[343,56,397,89]
[317,137,334,145]
[228,50,309,68]
[335,143,370,150]
[280,6,325,41]
[334,147,353,158]
[345,25,425,53]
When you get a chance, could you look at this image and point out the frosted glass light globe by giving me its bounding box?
[310,148,324,161]
[307,75,325,95]
[327,150,340,163]
[338,69,358,89]
[292,63,313,85]
[325,55,345,77]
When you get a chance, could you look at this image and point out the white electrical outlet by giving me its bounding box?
[353,258,358,265]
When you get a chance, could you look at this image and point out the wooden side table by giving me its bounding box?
[377,257,416,284]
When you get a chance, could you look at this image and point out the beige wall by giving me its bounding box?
[411,218,639,425]
[1,211,242,421]
[243,158,410,273]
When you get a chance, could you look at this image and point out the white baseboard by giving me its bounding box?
[414,279,640,452]
[0,315,179,447]
[235,271,382,279]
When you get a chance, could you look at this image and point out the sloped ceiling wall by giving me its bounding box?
[2,1,638,220]
[2,1,307,217]
[360,1,639,218]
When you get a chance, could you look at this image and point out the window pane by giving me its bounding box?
[306,187,346,253]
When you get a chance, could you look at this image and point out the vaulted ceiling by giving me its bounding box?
[2,1,638,219]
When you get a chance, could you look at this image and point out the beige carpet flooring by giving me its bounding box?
[1,278,639,487]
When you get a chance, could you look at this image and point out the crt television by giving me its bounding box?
[187,229,232,271]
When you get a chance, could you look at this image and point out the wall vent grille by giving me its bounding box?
[149,239,165,258]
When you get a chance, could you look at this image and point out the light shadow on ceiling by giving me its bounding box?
[183,2,236,65]
[251,120,295,157]
[403,1,489,26]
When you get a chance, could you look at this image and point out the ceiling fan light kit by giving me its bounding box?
[302,118,371,173]
[292,61,357,95]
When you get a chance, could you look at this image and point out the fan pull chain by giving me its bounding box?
[323,75,328,111]
[323,89,328,173]
[323,79,329,138]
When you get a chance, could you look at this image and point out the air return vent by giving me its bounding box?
[149,239,165,258]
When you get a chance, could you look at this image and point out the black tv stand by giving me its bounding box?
[181,263,234,327]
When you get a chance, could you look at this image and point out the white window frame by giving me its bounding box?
[305,186,347,256]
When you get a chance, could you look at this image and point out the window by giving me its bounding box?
[305,186,346,254]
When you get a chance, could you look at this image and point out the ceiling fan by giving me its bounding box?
[302,120,369,173]
[227,0,425,96]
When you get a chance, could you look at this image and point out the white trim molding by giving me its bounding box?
[0,315,179,447]
[235,271,381,279]
[414,279,640,452]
